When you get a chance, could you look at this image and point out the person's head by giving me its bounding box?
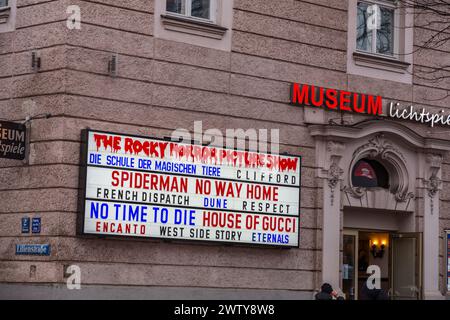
[321,283,333,294]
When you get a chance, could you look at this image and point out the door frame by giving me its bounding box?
[389,232,423,300]
[343,229,359,300]
[343,229,424,300]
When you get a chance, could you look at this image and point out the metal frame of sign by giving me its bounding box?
[447,230,450,293]
[77,129,302,249]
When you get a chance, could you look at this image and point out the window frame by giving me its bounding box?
[0,0,8,8]
[356,0,399,59]
[347,0,413,83]
[166,0,216,24]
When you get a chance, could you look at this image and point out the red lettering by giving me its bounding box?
[111,170,119,187]
[245,214,261,230]
[202,211,242,229]
[291,83,385,118]
[114,171,188,192]
[279,157,298,172]
[261,216,296,233]
[340,91,352,111]
[354,94,366,114]
[368,95,383,115]
[94,134,121,152]
[311,86,324,107]
[291,83,310,105]
[124,138,133,154]
[325,89,338,109]
[246,185,278,201]
[93,134,104,151]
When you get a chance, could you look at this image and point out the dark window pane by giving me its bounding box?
[356,2,372,52]
[352,159,389,189]
[166,0,185,15]
[377,7,394,55]
[191,0,210,19]
[0,0,8,7]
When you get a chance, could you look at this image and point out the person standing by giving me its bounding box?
[315,283,345,300]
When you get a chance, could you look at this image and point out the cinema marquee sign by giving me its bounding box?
[79,130,301,248]
[291,83,450,128]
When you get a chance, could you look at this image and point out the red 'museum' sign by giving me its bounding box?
[290,83,383,116]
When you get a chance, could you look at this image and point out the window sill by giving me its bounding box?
[353,51,411,74]
[160,14,227,40]
[0,6,10,24]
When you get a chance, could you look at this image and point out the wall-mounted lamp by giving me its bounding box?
[370,240,386,259]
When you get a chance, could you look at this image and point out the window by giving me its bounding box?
[357,1,395,56]
[352,159,389,188]
[155,0,231,51]
[166,0,214,22]
[347,0,413,83]
[0,0,11,25]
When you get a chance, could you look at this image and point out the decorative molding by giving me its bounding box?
[309,119,450,152]
[327,154,344,207]
[342,185,366,199]
[351,134,411,197]
[426,153,443,170]
[353,51,411,74]
[327,141,345,155]
[324,140,346,206]
[160,14,227,39]
[425,154,443,189]
[395,191,415,203]
[328,162,344,191]
[426,174,441,199]
[345,133,417,210]
[309,120,450,214]
[426,173,441,215]
[0,6,10,24]
[353,134,405,161]
[425,153,442,215]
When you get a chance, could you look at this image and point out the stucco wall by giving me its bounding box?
[0,0,449,298]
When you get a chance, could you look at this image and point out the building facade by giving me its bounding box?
[0,0,449,299]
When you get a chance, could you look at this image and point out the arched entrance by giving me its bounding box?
[342,137,418,299]
[309,120,450,300]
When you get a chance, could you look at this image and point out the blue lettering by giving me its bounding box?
[106,155,135,168]
[128,205,139,222]
[89,153,102,164]
[138,159,152,170]
[174,209,196,226]
[154,160,197,175]
[203,197,228,209]
[111,203,148,222]
[90,202,108,219]
[201,165,221,177]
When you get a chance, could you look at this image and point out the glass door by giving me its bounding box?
[343,230,358,300]
[389,233,422,300]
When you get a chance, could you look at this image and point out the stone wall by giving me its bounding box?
[0,0,449,298]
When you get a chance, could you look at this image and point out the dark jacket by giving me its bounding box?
[315,291,334,300]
